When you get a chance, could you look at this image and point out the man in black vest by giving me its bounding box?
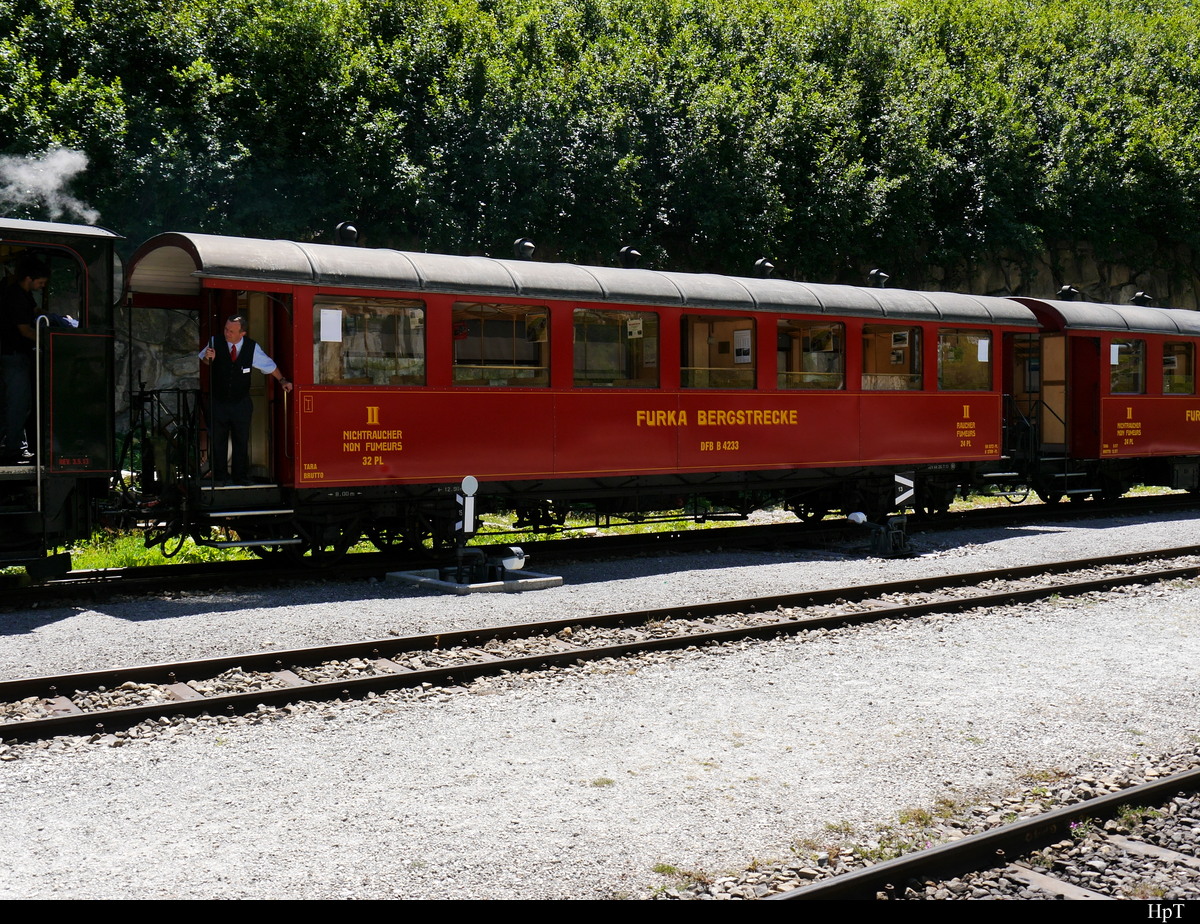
[1,256,50,464]
[200,315,292,485]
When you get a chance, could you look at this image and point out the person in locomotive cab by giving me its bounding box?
[0,255,50,465]
[199,315,292,485]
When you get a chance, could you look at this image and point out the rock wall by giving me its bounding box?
[114,305,201,429]
[920,244,1200,308]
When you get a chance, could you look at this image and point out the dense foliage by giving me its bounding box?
[3,0,1200,282]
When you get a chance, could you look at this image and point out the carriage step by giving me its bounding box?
[211,538,304,549]
[209,508,295,518]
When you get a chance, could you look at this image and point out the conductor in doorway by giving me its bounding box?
[200,315,292,485]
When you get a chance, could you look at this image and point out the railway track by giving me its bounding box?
[768,765,1200,901]
[4,491,1196,609]
[4,543,1200,745]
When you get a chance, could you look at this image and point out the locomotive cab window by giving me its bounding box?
[573,308,658,387]
[313,296,426,385]
[452,302,549,386]
[862,325,922,390]
[681,315,754,388]
[937,329,992,391]
[1164,342,1195,394]
[1110,339,1146,394]
[1,245,88,324]
[777,320,844,389]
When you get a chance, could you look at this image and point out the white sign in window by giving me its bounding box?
[320,308,343,343]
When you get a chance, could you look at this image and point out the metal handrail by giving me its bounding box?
[283,385,292,461]
[33,315,49,514]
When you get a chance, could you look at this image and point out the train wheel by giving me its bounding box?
[789,504,827,526]
[298,525,360,567]
[249,543,302,562]
[915,485,955,519]
[1035,490,1063,505]
[232,526,302,562]
[367,524,428,554]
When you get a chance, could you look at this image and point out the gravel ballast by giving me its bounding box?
[1,508,1198,899]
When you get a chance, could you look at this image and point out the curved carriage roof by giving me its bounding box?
[0,216,122,241]
[129,232,1039,327]
[1011,297,1200,336]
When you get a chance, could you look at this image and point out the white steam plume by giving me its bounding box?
[0,148,100,224]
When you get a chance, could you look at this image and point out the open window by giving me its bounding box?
[681,314,755,388]
[1110,338,1145,394]
[1164,341,1194,394]
[862,325,921,390]
[777,320,844,389]
[313,296,425,385]
[573,308,658,387]
[937,328,992,391]
[452,302,549,386]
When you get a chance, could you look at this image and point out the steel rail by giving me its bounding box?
[766,765,1200,900]
[5,541,1200,699]
[3,546,1200,743]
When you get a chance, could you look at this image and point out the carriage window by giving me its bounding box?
[574,309,658,387]
[1110,338,1145,394]
[937,328,991,390]
[862,325,921,390]
[1164,342,1195,394]
[777,320,844,389]
[681,315,754,388]
[313,296,425,385]
[453,302,549,386]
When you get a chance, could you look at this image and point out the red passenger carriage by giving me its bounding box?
[127,233,1040,554]
[1010,297,1200,500]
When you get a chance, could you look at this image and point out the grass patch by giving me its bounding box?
[67,532,258,569]
[649,861,714,894]
[1022,767,1070,785]
[1116,804,1162,829]
[896,807,934,827]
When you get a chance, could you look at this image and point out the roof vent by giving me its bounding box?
[754,258,775,278]
[334,222,358,246]
[1058,285,1080,301]
[513,237,536,260]
[618,245,641,269]
[868,268,889,288]
[1130,291,1155,307]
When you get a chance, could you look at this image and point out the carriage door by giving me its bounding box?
[235,290,291,484]
[1067,336,1101,458]
[1039,334,1067,451]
